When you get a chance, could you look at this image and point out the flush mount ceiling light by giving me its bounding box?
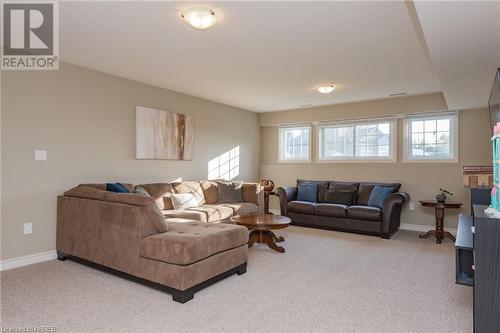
[316,84,336,94]
[181,7,216,30]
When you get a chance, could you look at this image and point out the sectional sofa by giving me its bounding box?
[56,180,263,303]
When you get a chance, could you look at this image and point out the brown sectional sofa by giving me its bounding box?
[138,180,264,222]
[57,180,263,303]
[277,179,409,239]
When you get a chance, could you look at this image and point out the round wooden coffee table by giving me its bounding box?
[230,214,291,253]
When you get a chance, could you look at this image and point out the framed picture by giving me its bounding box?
[136,106,194,160]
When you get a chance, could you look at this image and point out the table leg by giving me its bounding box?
[248,230,285,253]
[419,230,435,239]
[435,205,445,244]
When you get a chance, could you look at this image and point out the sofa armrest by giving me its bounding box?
[381,192,410,236]
[276,186,297,216]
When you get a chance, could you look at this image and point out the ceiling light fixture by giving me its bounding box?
[181,7,216,30]
[317,84,336,94]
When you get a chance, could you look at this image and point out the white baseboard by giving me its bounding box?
[400,223,457,235]
[0,222,453,271]
[0,250,57,271]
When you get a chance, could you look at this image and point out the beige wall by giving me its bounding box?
[259,93,492,229]
[1,62,260,260]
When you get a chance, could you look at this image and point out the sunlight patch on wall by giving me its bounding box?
[208,146,240,180]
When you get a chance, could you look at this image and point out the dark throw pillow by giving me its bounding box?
[106,183,130,193]
[297,183,318,203]
[323,190,356,205]
[216,181,243,203]
[367,186,394,208]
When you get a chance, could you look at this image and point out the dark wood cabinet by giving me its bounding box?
[472,205,500,333]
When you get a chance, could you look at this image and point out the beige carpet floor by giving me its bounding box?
[1,227,472,333]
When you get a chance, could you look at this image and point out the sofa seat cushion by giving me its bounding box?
[347,205,382,221]
[162,209,207,222]
[221,202,258,215]
[314,203,348,217]
[140,222,249,266]
[186,204,234,222]
[287,201,316,214]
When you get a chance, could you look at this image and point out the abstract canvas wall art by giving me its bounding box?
[136,106,194,160]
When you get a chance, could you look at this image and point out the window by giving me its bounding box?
[318,119,395,161]
[279,126,311,162]
[404,112,458,161]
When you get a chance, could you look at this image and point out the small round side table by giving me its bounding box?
[419,200,463,244]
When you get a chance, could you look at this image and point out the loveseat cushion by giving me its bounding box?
[186,204,234,222]
[347,205,382,221]
[222,202,258,215]
[314,203,348,217]
[140,222,248,265]
[287,201,316,214]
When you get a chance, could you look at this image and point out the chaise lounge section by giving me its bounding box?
[277,179,409,239]
[57,181,262,303]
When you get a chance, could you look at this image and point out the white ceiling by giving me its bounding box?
[58,1,499,112]
[413,0,500,110]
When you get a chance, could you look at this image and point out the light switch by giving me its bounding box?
[34,150,47,160]
[24,223,32,235]
[409,202,415,211]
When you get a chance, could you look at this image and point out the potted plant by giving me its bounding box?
[436,188,453,203]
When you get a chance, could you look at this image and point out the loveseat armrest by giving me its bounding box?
[381,192,410,237]
[276,186,298,216]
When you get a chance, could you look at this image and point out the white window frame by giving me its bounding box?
[403,111,459,163]
[278,125,312,163]
[317,118,397,162]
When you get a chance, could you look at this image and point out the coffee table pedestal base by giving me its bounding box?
[248,230,285,253]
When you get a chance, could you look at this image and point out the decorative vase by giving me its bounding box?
[436,194,446,203]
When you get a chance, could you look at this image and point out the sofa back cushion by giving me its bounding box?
[323,190,356,205]
[216,181,243,203]
[328,181,360,204]
[200,181,218,203]
[357,182,401,206]
[170,193,199,210]
[136,183,174,210]
[297,183,318,202]
[297,179,330,202]
[172,181,206,206]
[241,183,261,205]
[367,186,394,208]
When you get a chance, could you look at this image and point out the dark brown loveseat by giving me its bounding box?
[277,180,409,239]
